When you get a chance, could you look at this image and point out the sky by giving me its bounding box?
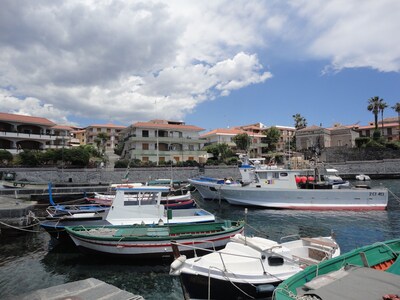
[1,0,400,132]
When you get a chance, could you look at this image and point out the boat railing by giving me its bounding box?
[171,240,218,257]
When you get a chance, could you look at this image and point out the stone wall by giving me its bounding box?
[1,158,399,184]
[323,147,400,163]
[0,166,241,184]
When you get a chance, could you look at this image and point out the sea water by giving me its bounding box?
[0,179,400,299]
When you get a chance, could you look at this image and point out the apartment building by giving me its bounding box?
[85,123,126,150]
[295,124,360,151]
[201,127,267,157]
[357,117,400,141]
[120,119,207,164]
[0,112,75,153]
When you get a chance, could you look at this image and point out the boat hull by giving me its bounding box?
[67,222,244,259]
[180,272,278,299]
[220,186,388,210]
[274,238,400,300]
[188,178,240,200]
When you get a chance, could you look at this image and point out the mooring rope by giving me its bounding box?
[388,188,400,204]
[0,213,42,233]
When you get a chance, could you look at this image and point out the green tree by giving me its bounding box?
[292,113,307,129]
[216,143,233,160]
[232,133,252,153]
[367,96,381,131]
[18,150,39,166]
[392,102,400,140]
[64,147,91,166]
[263,126,281,151]
[203,144,221,159]
[95,132,109,155]
[378,98,388,134]
[0,150,13,165]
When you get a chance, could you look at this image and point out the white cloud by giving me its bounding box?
[0,0,399,126]
[291,0,400,72]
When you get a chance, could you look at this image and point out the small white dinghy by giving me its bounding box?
[355,174,371,181]
[170,233,340,300]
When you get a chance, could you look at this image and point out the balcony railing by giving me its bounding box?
[0,131,57,141]
[128,136,204,143]
[130,149,207,156]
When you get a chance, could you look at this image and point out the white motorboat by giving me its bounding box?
[170,233,340,299]
[87,190,192,206]
[219,160,388,210]
[355,174,371,181]
[41,185,215,240]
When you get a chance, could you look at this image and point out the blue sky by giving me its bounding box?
[0,1,399,132]
[187,61,400,131]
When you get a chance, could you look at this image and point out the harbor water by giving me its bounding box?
[1,179,400,299]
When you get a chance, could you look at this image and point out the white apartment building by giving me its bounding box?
[120,120,207,164]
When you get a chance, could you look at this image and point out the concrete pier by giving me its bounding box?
[13,278,144,300]
[0,195,37,235]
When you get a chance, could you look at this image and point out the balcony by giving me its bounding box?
[130,149,207,157]
[0,131,57,141]
[128,136,204,143]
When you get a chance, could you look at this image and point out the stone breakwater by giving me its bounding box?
[1,158,400,184]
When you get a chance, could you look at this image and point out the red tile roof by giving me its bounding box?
[87,123,126,129]
[200,128,265,138]
[132,121,204,131]
[0,112,56,126]
[358,122,399,129]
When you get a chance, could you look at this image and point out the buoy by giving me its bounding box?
[170,255,187,271]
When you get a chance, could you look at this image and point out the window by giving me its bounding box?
[268,256,284,266]
[188,157,194,161]
[142,143,149,150]
[142,157,149,162]
[388,128,392,135]
[142,130,149,137]
[159,157,165,162]
[174,156,180,162]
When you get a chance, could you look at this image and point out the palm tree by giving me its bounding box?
[392,102,400,140]
[378,99,388,134]
[95,132,109,155]
[292,113,307,129]
[367,96,381,131]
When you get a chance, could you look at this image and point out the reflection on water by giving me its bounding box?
[0,179,400,299]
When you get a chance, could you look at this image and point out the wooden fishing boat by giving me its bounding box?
[40,185,214,241]
[65,220,245,259]
[46,183,108,218]
[274,238,400,300]
[170,233,340,299]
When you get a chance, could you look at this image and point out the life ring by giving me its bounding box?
[20,183,25,188]
[13,182,17,187]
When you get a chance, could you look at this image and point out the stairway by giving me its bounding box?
[105,150,120,170]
